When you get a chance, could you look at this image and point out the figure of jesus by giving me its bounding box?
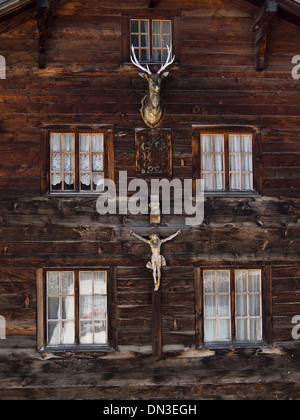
[130,230,181,291]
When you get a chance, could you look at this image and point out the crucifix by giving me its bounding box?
[130,229,181,356]
[130,230,181,292]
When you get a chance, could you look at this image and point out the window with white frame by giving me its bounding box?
[200,131,254,192]
[46,270,108,347]
[203,269,263,344]
[50,132,105,193]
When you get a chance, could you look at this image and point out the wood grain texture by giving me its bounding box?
[0,0,299,400]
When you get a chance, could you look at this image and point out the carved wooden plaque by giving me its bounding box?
[135,129,172,176]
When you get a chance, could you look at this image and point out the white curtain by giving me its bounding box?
[229,135,253,191]
[47,272,75,346]
[235,270,262,342]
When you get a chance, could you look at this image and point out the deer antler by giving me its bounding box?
[130,45,152,75]
[157,44,175,75]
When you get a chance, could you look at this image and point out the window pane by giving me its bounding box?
[80,272,93,295]
[163,35,171,48]
[229,135,240,153]
[242,173,252,190]
[236,294,247,317]
[141,34,148,47]
[61,321,75,344]
[236,319,248,341]
[230,173,241,190]
[153,34,161,48]
[80,154,91,171]
[219,295,230,317]
[235,269,262,343]
[64,173,74,191]
[51,173,62,190]
[64,154,74,172]
[202,154,212,172]
[47,272,60,295]
[94,271,107,295]
[214,173,224,190]
[140,20,149,33]
[250,319,262,341]
[51,134,62,152]
[93,173,104,191]
[242,154,252,172]
[81,173,91,190]
[61,272,74,295]
[94,321,107,344]
[249,270,261,292]
[92,134,104,152]
[152,49,161,62]
[204,270,231,343]
[93,154,103,171]
[230,154,240,172]
[218,271,230,292]
[152,20,161,34]
[204,271,215,293]
[163,20,171,34]
[241,135,252,153]
[51,154,62,171]
[203,173,213,191]
[94,296,107,319]
[204,295,216,318]
[131,35,139,48]
[213,135,224,153]
[80,321,93,344]
[80,296,93,319]
[48,322,60,345]
[236,270,247,292]
[214,154,223,171]
[80,135,90,152]
[249,294,261,317]
[201,135,211,152]
[63,134,75,152]
[62,297,74,320]
[218,319,231,341]
[131,20,139,33]
[204,319,216,342]
[48,297,60,320]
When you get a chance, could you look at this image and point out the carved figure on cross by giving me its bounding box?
[130,230,181,291]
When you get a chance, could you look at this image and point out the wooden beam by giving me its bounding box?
[253,0,278,71]
[152,289,162,356]
[148,0,159,8]
[278,0,300,18]
[37,0,49,69]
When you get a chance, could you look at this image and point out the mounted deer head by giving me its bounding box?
[131,45,175,128]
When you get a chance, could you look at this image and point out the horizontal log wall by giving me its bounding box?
[0,0,299,399]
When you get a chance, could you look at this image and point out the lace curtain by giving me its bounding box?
[201,134,253,191]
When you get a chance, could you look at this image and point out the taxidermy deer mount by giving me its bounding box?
[131,44,175,128]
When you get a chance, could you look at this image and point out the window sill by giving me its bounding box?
[204,191,262,198]
[40,345,114,354]
[198,342,269,350]
[45,192,104,197]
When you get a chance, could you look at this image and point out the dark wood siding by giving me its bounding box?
[0,0,299,399]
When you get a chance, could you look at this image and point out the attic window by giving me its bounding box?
[130,19,172,63]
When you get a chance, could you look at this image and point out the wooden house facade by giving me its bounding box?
[0,0,300,400]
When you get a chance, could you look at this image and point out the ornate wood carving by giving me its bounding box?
[135,129,172,176]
